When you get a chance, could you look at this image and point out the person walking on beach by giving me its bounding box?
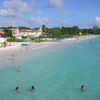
[11,54,16,62]
[4,42,7,47]
[26,46,28,52]
[18,65,21,72]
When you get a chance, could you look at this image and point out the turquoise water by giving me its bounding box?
[0,37,100,100]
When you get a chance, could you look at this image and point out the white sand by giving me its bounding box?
[0,35,98,52]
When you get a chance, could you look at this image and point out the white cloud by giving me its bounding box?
[95,17,100,23]
[61,11,77,16]
[28,17,52,26]
[35,11,43,15]
[78,22,95,28]
[4,0,32,14]
[0,17,17,27]
[28,0,37,7]
[0,9,21,17]
[0,17,31,27]
[0,0,33,17]
[47,0,65,9]
[60,20,68,26]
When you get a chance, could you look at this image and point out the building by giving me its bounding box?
[0,29,5,37]
[0,28,42,38]
[13,28,42,38]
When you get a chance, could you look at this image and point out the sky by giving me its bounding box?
[0,0,100,28]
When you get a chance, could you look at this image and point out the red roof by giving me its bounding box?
[0,31,5,35]
[0,32,4,37]
[19,30,39,32]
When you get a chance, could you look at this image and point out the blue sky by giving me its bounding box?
[0,0,100,28]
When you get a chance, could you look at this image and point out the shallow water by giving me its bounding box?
[0,37,100,100]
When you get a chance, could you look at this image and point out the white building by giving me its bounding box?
[14,28,42,38]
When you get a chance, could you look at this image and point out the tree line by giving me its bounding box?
[42,25,100,37]
[0,25,100,38]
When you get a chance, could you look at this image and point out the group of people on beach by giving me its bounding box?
[15,86,35,92]
[0,42,7,47]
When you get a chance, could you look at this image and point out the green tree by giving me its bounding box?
[42,25,46,32]
[49,27,62,37]
[61,27,68,36]
[93,25,100,34]
[18,26,31,30]
[3,28,13,38]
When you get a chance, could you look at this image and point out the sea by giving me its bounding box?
[0,37,100,100]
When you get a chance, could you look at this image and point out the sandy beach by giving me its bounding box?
[0,35,99,69]
[0,35,98,51]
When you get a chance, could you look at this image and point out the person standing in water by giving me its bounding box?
[90,40,92,48]
[18,65,21,72]
[90,40,91,44]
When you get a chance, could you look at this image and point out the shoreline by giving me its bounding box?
[0,35,99,53]
[0,35,99,70]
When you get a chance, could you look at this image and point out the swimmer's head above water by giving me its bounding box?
[31,86,35,91]
[80,85,87,91]
[16,86,20,92]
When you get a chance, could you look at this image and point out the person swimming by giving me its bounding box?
[16,86,20,92]
[31,86,35,91]
[80,85,87,91]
